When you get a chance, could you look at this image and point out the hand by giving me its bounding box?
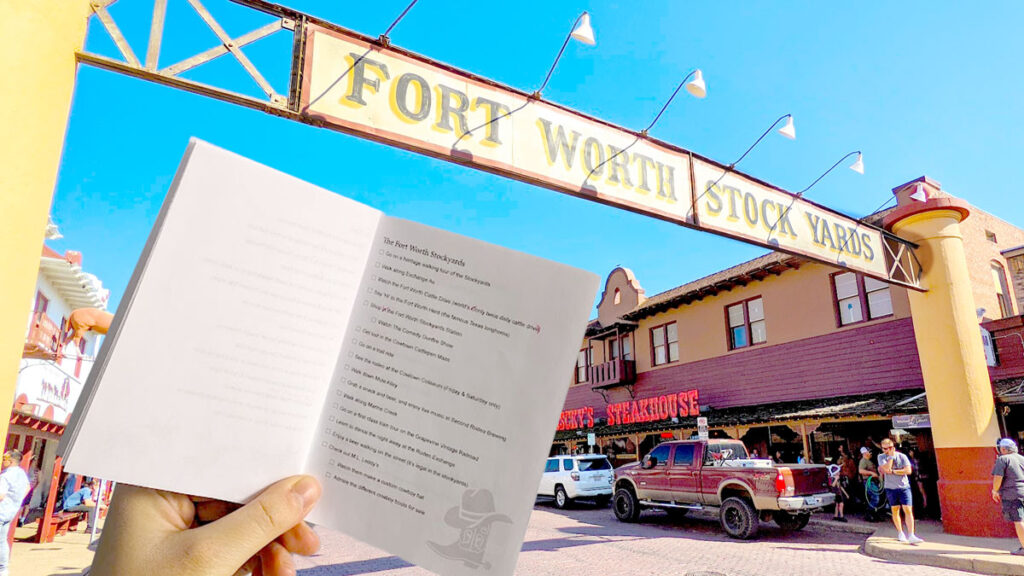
[993,489,1002,504]
[90,475,322,576]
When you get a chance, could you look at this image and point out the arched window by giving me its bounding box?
[992,262,1013,318]
[613,288,621,305]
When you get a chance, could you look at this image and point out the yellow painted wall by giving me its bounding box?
[0,1,92,442]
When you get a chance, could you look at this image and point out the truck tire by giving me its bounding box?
[613,487,641,522]
[773,511,811,531]
[554,485,573,509]
[720,497,759,539]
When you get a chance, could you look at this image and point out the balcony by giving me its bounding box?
[24,313,61,359]
[588,359,636,390]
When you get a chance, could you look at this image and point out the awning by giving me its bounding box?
[995,378,1024,404]
[9,410,65,441]
[553,388,928,441]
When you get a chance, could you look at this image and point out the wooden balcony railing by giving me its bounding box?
[588,359,636,389]
[24,313,61,359]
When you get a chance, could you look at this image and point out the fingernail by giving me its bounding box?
[292,476,322,509]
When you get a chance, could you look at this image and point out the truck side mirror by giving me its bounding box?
[642,455,657,469]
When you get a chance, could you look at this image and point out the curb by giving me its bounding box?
[807,517,877,536]
[863,535,1024,576]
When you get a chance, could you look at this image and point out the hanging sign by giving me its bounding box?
[299,23,912,286]
[690,159,888,278]
[697,416,709,440]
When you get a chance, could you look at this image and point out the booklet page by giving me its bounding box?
[305,216,599,576]
[63,141,383,502]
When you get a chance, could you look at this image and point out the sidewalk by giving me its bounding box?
[815,515,1024,576]
[8,519,100,576]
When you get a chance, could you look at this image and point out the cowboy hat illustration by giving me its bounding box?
[427,489,512,570]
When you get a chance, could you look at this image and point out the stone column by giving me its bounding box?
[884,187,1007,536]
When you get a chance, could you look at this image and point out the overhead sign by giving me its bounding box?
[605,390,699,426]
[892,414,931,429]
[298,23,911,285]
[691,160,888,278]
[302,24,692,226]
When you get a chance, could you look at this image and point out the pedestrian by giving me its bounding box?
[878,438,923,544]
[830,466,849,522]
[772,450,784,464]
[991,437,1024,555]
[0,450,30,576]
[63,477,108,531]
[858,446,878,483]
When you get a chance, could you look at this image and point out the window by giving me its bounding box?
[608,335,633,361]
[575,347,591,383]
[647,444,671,467]
[672,444,696,466]
[726,297,766,350]
[650,323,678,366]
[33,292,49,315]
[74,338,86,378]
[986,230,998,244]
[561,459,575,471]
[578,458,611,471]
[544,459,558,473]
[832,272,893,326]
[993,263,1013,318]
[613,288,621,305]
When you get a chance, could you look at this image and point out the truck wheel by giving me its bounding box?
[613,488,641,522]
[554,485,573,509]
[773,511,811,531]
[720,497,759,539]
[594,495,611,508]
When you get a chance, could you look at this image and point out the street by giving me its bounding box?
[294,501,966,576]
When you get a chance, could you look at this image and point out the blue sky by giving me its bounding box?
[50,1,1024,311]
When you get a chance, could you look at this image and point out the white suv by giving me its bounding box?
[537,454,614,508]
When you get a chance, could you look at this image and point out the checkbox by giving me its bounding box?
[379,249,384,255]
[321,442,327,447]
[329,416,335,422]
[371,275,377,281]
[370,317,378,324]
[351,338,358,345]
[333,403,339,409]
[329,459,336,465]
[363,300,368,306]
[375,262,380,269]
[324,472,332,479]
[367,286,374,294]
[324,428,330,434]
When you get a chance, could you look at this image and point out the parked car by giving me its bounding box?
[538,454,614,508]
[612,439,833,539]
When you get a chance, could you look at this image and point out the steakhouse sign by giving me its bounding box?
[300,24,901,282]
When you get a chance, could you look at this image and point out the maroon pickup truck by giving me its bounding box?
[612,439,833,539]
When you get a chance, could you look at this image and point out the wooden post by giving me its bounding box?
[35,456,62,543]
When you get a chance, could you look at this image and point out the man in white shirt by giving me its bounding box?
[0,450,30,576]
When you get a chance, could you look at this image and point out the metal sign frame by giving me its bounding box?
[77,0,922,290]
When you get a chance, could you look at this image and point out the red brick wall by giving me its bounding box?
[563,317,923,417]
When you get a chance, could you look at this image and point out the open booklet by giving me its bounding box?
[59,139,599,576]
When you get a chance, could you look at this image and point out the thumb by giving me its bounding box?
[187,475,322,572]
